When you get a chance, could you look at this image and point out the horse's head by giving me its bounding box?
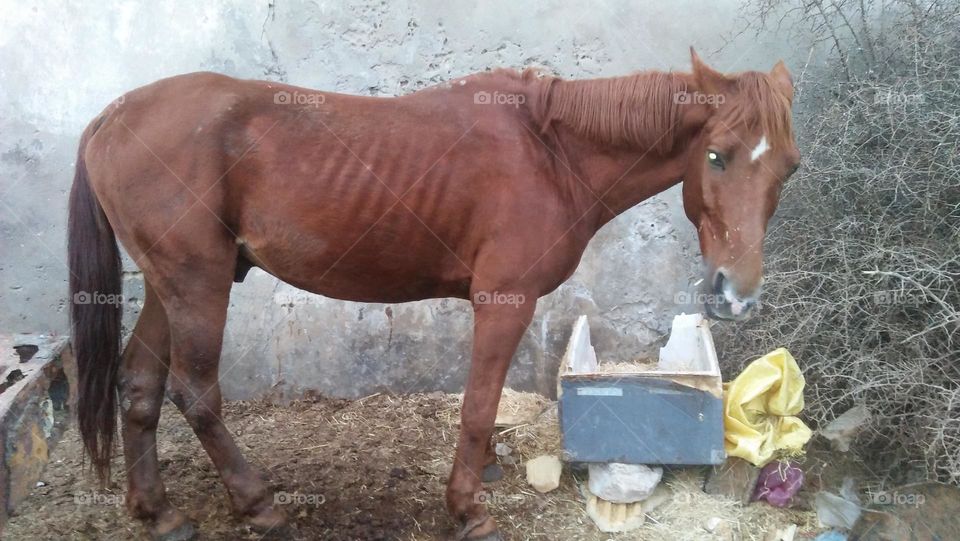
[681,49,801,321]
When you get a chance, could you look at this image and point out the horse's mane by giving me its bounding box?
[537,70,688,155]
[496,67,794,156]
[718,71,794,151]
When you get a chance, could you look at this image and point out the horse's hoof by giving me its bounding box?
[151,521,197,541]
[456,516,502,541]
[482,463,504,483]
[245,504,288,532]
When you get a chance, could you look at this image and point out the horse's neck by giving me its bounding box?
[536,71,708,228]
[549,127,690,226]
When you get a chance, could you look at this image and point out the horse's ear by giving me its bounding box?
[770,60,794,102]
[689,47,730,94]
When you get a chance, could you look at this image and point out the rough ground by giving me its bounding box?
[4,393,819,540]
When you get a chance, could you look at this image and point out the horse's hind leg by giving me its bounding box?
[120,281,194,540]
[154,264,287,533]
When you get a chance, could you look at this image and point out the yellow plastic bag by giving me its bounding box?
[723,348,812,467]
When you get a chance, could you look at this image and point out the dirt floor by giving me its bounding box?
[4,393,822,540]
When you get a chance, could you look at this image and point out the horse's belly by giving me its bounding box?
[238,225,473,304]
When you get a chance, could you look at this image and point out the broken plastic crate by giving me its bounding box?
[558,314,725,465]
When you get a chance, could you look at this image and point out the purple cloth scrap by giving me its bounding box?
[752,460,804,507]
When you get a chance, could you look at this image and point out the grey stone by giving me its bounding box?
[482,463,504,483]
[588,463,663,504]
[703,516,734,540]
[820,405,871,452]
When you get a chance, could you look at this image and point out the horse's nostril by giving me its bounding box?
[713,270,727,294]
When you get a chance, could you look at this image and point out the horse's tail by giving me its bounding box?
[68,119,122,482]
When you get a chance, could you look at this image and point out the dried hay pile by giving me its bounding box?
[4,392,819,540]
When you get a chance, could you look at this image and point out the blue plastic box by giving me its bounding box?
[558,314,726,465]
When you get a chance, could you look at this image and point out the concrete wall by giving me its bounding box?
[0,0,810,399]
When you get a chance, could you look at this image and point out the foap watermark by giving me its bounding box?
[674,91,725,106]
[74,490,125,506]
[473,91,526,108]
[274,490,325,507]
[872,291,924,307]
[73,290,125,306]
[474,490,524,506]
[473,291,526,308]
[274,90,326,107]
[873,90,924,106]
[674,291,731,306]
[870,489,925,508]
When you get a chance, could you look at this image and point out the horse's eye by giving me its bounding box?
[706,150,725,170]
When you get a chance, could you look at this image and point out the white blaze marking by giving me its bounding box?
[750,135,770,162]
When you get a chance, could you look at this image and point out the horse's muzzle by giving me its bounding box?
[703,269,759,321]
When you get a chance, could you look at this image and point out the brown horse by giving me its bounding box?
[67,48,799,540]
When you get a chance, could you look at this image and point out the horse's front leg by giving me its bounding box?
[447,290,535,540]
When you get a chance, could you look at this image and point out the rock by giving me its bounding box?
[820,405,870,452]
[525,455,561,493]
[704,457,761,504]
[482,463,504,483]
[703,516,733,539]
[494,443,512,457]
[584,487,645,533]
[588,463,662,504]
[763,523,798,541]
[815,490,861,529]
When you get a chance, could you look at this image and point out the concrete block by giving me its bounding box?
[525,455,562,493]
[584,487,645,533]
